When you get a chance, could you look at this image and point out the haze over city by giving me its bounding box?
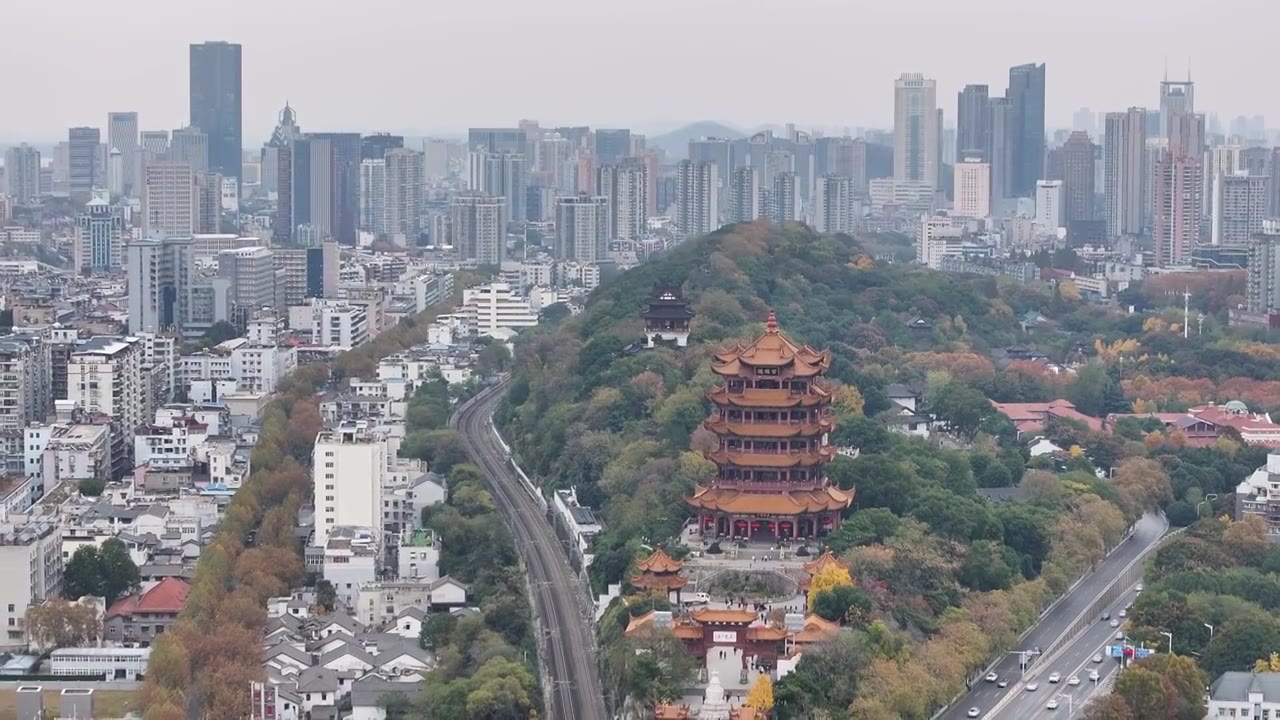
[3,0,1278,141]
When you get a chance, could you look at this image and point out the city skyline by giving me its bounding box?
[2,0,1277,143]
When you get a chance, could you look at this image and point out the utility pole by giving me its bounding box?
[1183,287,1191,339]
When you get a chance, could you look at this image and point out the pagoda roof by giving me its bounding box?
[642,288,694,319]
[631,573,689,591]
[792,614,841,643]
[707,386,831,409]
[707,449,834,468]
[802,549,850,576]
[704,419,832,438]
[746,625,790,641]
[624,610,703,640]
[690,607,759,624]
[687,485,853,515]
[712,310,831,374]
[636,547,684,574]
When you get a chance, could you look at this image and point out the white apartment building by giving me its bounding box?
[953,159,991,219]
[134,414,212,470]
[1207,672,1280,718]
[0,520,63,647]
[1035,180,1065,231]
[322,526,379,610]
[30,424,111,492]
[397,530,440,581]
[68,337,146,475]
[231,343,297,394]
[917,215,966,269]
[289,300,370,349]
[313,423,388,546]
[0,337,51,463]
[460,283,538,337]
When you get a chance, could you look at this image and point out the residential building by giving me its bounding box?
[3,144,40,204]
[1059,131,1096,224]
[127,236,196,334]
[894,73,939,189]
[554,194,609,263]
[1035,180,1064,231]
[384,148,423,243]
[1103,108,1147,238]
[0,519,62,646]
[594,129,631,166]
[1206,672,1280,716]
[295,300,369,348]
[1246,228,1280,313]
[74,198,126,274]
[953,158,991,219]
[676,160,719,236]
[1152,152,1202,267]
[358,159,385,236]
[466,148,527,225]
[449,195,505,264]
[104,577,190,647]
[107,112,139,197]
[813,176,854,233]
[764,171,797,225]
[1213,174,1270,247]
[957,85,991,161]
[597,162,646,241]
[217,246,278,329]
[68,127,100,202]
[0,338,51,466]
[728,167,759,224]
[68,336,146,476]
[189,41,242,185]
[170,126,209,174]
[1006,63,1047,197]
[460,283,538,337]
[916,215,965,269]
[313,424,389,546]
[141,161,195,239]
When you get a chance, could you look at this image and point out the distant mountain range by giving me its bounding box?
[647,121,742,159]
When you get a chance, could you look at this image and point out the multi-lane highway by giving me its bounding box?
[939,512,1168,720]
[451,383,608,720]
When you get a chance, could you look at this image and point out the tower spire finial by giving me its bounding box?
[765,309,779,333]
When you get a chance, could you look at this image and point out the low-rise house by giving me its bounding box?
[103,577,190,647]
[1208,672,1280,717]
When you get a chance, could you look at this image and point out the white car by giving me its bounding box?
[1090,669,1101,681]
[985,672,999,683]
[1026,683,1039,692]
[1068,675,1080,686]
[1109,619,1120,628]
[968,708,981,718]
[1119,609,1127,618]
[997,679,1009,688]
[1048,672,1061,683]
[1116,631,1126,640]
[1093,654,1104,663]
[1135,583,1144,592]
[1047,699,1060,710]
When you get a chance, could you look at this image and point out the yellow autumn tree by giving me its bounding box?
[1256,653,1280,672]
[746,674,775,712]
[1059,280,1081,302]
[808,564,854,612]
[1068,445,1086,459]
[1143,316,1167,333]
[834,385,865,416]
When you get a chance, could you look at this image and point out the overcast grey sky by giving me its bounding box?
[3,0,1276,143]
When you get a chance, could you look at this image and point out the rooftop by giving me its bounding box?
[1210,672,1280,703]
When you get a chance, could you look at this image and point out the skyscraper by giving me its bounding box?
[554,194,609,262]
[2,144,40,204]
[689,137,732,210]
[894,73,939,188]
[813,176,854,234]
[676,160,719,236]
[450,195,506,265]
[1152,154,1201,266]
[1159,79,1194,140]
[728,167,759,224]
[68,127,100,202]
[293,133,361,245]
[764,172,797,225]
[358,159,386,236]
[1103,108,1147,238]
[467,128,527,156]
[141,161,195,239]
[361,133,403,161]
[594,129,632,166]
[217,246,278,329]
[953,158,991,219]
[127,236,195,334]
[988,97,1012,201]
[596,162,647,242]
[189,41,242,185]
[957,84,991,161]
[1060,131,1097,224]
[75,198,126,274]
[384,148,424,242]
[535,133,573,193]
[1212,174,1270,247]
[170,126,210,173]
[107,112,139,197]
[1007,63,1047,197]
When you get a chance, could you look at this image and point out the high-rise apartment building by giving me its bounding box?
[74,198,126,274]
[894,74,940,188]
[1246,226,1280,313]
[3,144,40,204]
[554,194,609,263]
[127,236,196,335]
[358,159,386,236]
[1152,153,1201,266]
[594,129,631,166]
[68,127,100,202]
[217,246,278,328]
[195,172,221,234]
[988,97,1012,201]
[953,158,991,219]
[597,162,647,241]
[107,112,139,197]
[764,171,797,225]
[384,148,423,243]
[450,195,506,264]
[676,160,719,236]
[957,84,991,161]
[1035,180,1064,230]
[535,133,573,193]
[69,336,146,473]
[1007,63,1047,198]
[1272,148,1280,218]
[1213,174,1270,246]
[728,167,759,224]
[813,176,854,234]
[1060,131,1096,224]
[189,41,242,185]
[312,423,388,546]
[141,161,196,239]
[1104,108,1148,238]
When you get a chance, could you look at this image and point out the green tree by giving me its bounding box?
[476,343,512,375]
[1204,616,1280,677]
[927,381,994,439]
[827,508,900,552]
[1165,500,1197,527]
[62,545,102,600]
[958,540,1019,591]
[1112,666,1167,719]
[315,580,337,612]
[811,584,872,627]
[1082,695,1135,720]
[98,538,141,604]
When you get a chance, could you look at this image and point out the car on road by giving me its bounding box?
[967,708,980,718]
[1090,669,1100,681]
[1093,654,1104,663]
[1109,619,1120,628]
[1119,609,1127,618]
[689,592,711,605]
[1048,672,1061,683]
[1047,699,1060,710]
[985,672,998,683]
[1068,675,1080,686]
[1136,583,1144,592]
[997,679,1009,688]
[1101,612,1111,621]
[1026,683,1039,692]
[1115,630,1126,640]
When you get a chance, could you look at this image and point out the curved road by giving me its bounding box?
[940,512,1168,720]
[451,384,608,720]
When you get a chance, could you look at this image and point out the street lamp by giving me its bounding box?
[1160,631,1173,654]
[1204,623,1215,642]
[1056,693,1073,717]
[1197,493,1220,517]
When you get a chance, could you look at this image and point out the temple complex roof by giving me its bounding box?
[711,310,831,376]
[687,486,853,515]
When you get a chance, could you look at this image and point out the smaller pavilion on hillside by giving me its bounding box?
[797,549,851,596]
[653,672,760,719]
[642,285,695,348]
[631,547,689,604]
